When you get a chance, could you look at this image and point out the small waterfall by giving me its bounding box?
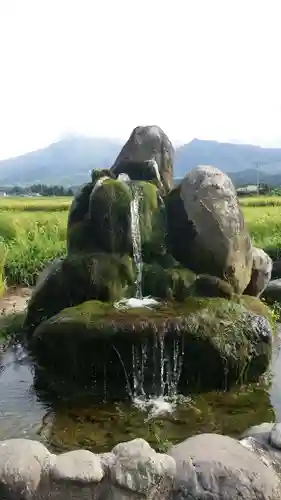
[115,173,158,309]
[130,183,143,300]
[132,330,185,416]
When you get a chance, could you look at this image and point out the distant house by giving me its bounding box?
[0,191,7,197]
[236,184,268,196]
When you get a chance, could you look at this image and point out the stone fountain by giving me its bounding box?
[24,124,274,400]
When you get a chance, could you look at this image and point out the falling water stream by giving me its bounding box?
[115,171,184,415]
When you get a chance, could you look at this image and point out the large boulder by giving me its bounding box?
[89,178,167,258]
[168,433,281,499]
[24,253,135,331]
[111,125,174,194]
[30,296,273,397]
[244,247,272,297]
[165,165,253,294]
[262,278,281,304]
[68,177,167,259]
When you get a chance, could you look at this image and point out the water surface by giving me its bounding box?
[0,334,280,453]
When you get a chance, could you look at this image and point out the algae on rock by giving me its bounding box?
[31,296,273,395]
[24,253,135,331]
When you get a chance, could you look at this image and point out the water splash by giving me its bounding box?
[131,333,185,415]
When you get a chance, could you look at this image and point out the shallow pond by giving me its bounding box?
[0,332,280,454]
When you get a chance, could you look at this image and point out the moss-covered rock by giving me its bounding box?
[188,274,234,299]
[30,296,273,397]
[88,178,167,258]
[142,263,196,300]
[24,253,135,331]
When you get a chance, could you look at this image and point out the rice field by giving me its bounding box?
[0,194,280,289]
[0,197,69,287]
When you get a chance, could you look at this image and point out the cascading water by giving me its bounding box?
[129,183,143,300]
[115,173,158,308]
[114,171,184,416]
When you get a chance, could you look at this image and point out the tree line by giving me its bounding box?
[2,184,74,196]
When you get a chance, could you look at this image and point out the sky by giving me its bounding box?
[0,0,281,159]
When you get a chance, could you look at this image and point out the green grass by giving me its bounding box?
[0,196,71,212]
[0,197,69,287]
[0,195,280,290]
[239,195,281,208]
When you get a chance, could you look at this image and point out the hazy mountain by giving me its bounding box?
[175,138,281,178]
[0,136,122,186]
[1,136,281,187]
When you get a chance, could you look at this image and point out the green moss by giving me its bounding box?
[38,383,274,454]
[188,275,234,299]
[236,295,274,324]
[89,179,132,254]
[32,296,272,392]
[143,263,196,300]
[91,169,115,184]
[24,253,135,331]
[67,220,101,255]
[0,311,26,344]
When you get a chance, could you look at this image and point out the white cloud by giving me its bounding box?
[0,0,281,158]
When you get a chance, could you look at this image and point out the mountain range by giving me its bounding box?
[1,136,281,187]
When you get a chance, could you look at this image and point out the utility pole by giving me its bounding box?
[255,162,260,195]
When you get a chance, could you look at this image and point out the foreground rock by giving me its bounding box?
[30,296,273,395]
[165,165,253,294]
[1,435,281,499]
[240,422,281,473]
[244,247,272,297]
[111,124,174,194]
[168,433,281,499]
[262,278,281,304]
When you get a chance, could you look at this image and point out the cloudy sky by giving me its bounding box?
[0,0,280,159]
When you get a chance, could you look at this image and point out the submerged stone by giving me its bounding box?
[30,296,273,397]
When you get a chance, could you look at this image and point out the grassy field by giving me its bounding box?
[0,197,69,288]
[0,194,280,289]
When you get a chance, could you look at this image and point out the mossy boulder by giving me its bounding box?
[89,179,167,258]
[142,263,196,300]
[188,274,234,299]
[165,166,253,294]
[30,296,273,398]
[24,253,135,331]
[67,170,116,255]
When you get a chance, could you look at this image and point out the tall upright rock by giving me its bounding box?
[165,165,253,293]
[111,125,174,195]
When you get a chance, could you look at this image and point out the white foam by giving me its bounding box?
[133,394,190,419]
[117,173,131,183]
[133,396,175,418]
[114,297,159,310]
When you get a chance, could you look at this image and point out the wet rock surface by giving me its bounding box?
[31,296,273,394]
